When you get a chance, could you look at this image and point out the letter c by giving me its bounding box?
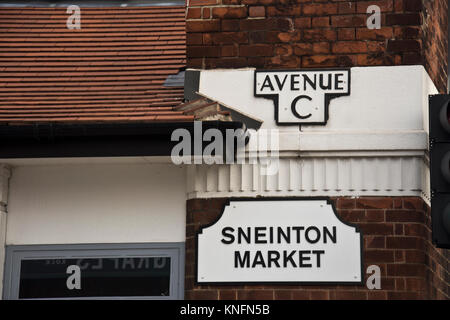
[291,95,312,119]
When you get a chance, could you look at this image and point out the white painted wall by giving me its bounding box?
[6,163,186,245]
[198,66,437,151]
[302,66,435,132]
[191,66,438,200]
[187,155,424,199]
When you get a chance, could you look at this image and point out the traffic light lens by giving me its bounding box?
[439,101,450,132]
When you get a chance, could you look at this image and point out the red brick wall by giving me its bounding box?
[421,0,448,93]
[185,197,450,300]
[186,0,448,93]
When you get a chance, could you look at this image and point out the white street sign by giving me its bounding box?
[197,199,362,284]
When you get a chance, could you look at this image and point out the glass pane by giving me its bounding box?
[19,257,171,298]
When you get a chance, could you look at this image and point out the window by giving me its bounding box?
[3,243,184,300]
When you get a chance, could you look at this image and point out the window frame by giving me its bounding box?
[2,243,185,300]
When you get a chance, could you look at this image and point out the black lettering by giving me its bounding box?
[254,227,267,244]
[283,250,297,267]
[291,74,300,90]
[312,250,325,268]
[277,227,291,244]
[292,226,304,243]
[319,73,332,90]
[299,250,312,268]
[274,74,288,91]
[237,227,251,244]
[252,251,266,268]
[305,226,321,244]
[221,227,235,244]
[324,226,337,243]
[234,251,250,268]
[290,95,312,120]
[335,73,344,90]
[269,226,274,243]
[267,250,281,268]
[261,75,274,91]
[302,74,316,90]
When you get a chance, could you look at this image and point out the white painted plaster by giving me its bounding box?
[6,163,186,245]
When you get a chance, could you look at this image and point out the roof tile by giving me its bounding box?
[0,6,188,123]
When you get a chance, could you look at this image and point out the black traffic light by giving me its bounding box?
[429,94,450,248]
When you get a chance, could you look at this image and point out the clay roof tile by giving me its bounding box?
[0,5,189,124]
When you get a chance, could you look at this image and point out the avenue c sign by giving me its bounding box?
[254,70,350,125]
